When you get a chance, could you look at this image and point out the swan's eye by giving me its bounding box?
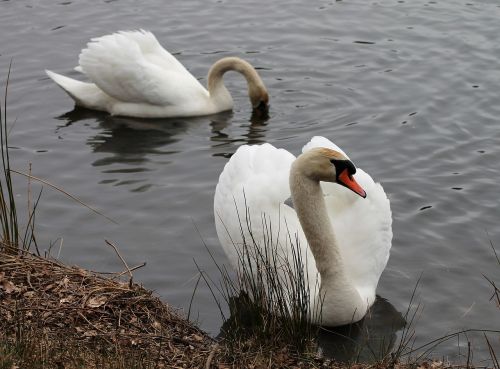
[346,160,356,175]
[330,159,357,176]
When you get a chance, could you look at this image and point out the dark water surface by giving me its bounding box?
[1,0,499,362]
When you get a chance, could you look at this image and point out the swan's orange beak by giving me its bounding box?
[338,169,367,198]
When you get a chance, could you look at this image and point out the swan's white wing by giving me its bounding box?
[214,144,315,280]
[302,136,392,303]
[302,135,349,159]
[78,30,207,106]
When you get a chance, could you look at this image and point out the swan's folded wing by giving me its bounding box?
[214,144,300,269]
[302,135,349,158]
[326,170,392,297]
[302,136,392,301]
[114,30,187,71]
[78,30,206,106]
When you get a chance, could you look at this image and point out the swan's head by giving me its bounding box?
[249,83,270,116]
[207,56,270,116]
[297,148,367,198]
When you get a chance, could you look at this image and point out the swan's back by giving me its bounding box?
[77,30,207,106]
[214,144,304,270]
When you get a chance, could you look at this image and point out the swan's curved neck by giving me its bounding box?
[289,166,344,281]
[289,159,363,313]
[207,57,264,94]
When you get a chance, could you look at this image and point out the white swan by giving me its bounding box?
[214,136,392,326]
[45,30,269,118]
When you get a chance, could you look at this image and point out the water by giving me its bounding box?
[1,0,499,362]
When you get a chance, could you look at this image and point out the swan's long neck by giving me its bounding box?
[208,57,262,92]
[207,57,266,108]
[289,166,345,281]
[289,159,364,323]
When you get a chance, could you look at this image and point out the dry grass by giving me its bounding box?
[0,243,213,369]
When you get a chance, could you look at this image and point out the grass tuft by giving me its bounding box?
[0,62,39,253]
[200,197,321,357]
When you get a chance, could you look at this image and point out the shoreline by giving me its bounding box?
[0,245,216,369]
[1,245,360,368]
[0,245,491,369]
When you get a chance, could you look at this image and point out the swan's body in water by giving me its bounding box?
[45,30,269,118]
[214,136,392,326]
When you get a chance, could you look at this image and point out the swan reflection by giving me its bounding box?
[56,106,270,163]
[210,109,270,157]
[219,294,405,363]
[317,296,405,363]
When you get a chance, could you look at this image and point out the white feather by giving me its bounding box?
[46,30,234,118]
[214,137,392,325]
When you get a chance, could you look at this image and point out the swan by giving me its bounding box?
[45,30,269,118]
[214,136,392,326]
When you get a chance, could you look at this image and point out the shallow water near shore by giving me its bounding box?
[1,0,499,362]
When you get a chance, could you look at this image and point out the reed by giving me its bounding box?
[486,240,500,369]
[0,63,38,253]
[484,239,500,308]
[200,199,321,356]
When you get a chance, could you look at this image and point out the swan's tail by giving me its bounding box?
[45,70,110,111]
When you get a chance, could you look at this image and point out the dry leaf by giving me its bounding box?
[24,291,35,298]
[59,276,70,288]
[152,320,161,330]
[60,297,72,304]
[86,296,107,308]
[1,279,17,294]
[42,311,52,319]
[191,334,203,342]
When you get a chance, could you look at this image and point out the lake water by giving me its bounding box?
[1,0,499,363]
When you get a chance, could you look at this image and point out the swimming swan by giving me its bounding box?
[45,30,269,118]
[214,136,392,326]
